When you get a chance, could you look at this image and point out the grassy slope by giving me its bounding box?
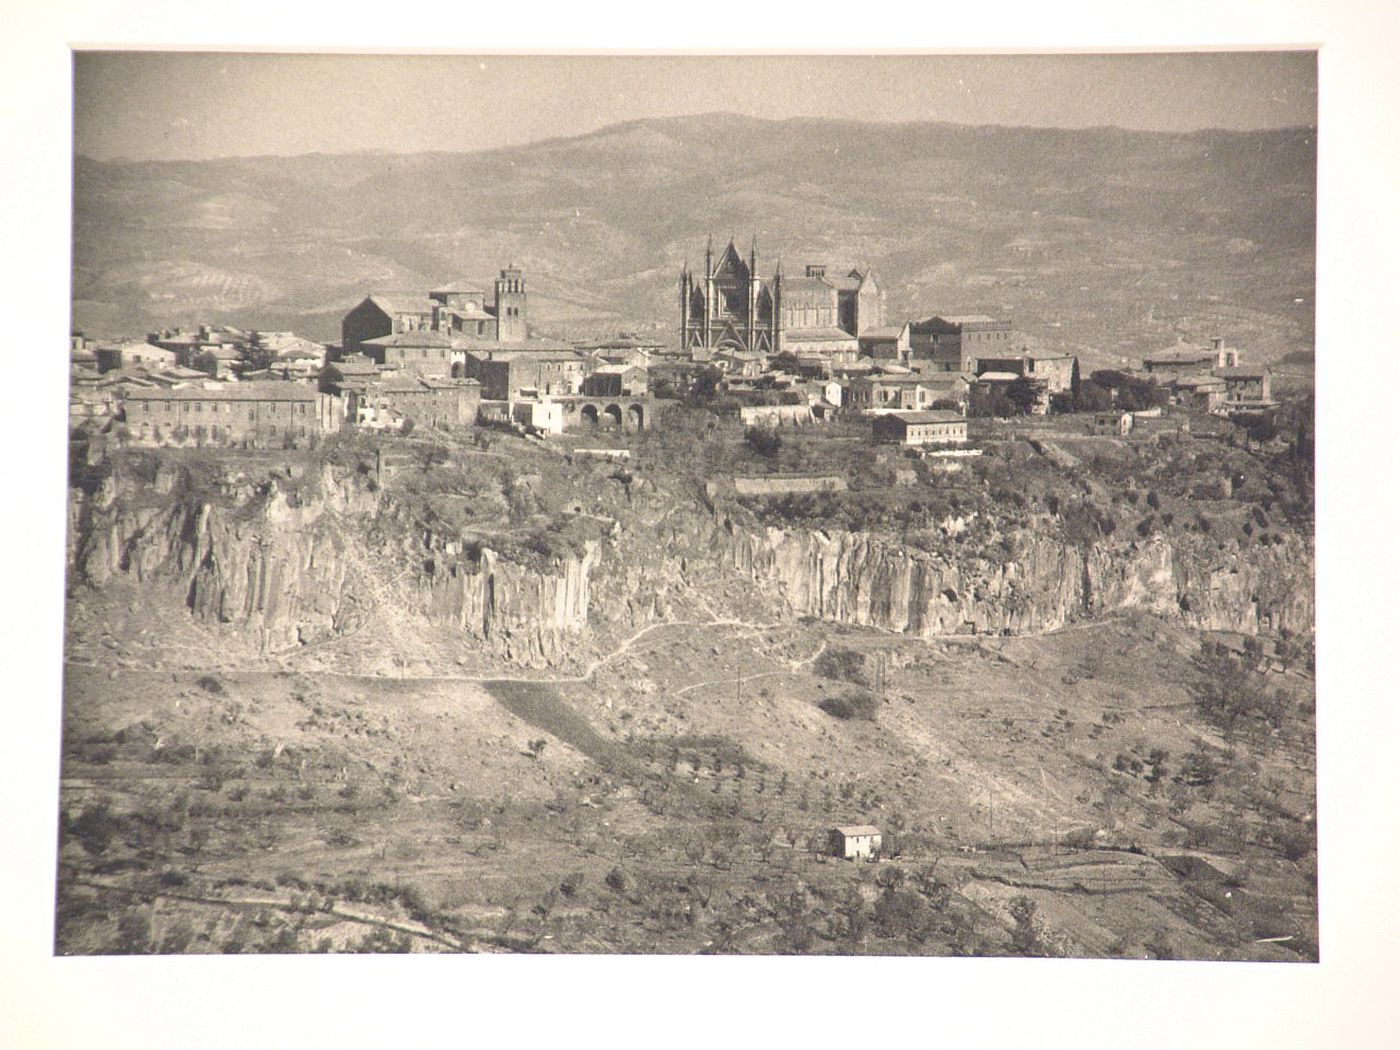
[57,610,1316,958]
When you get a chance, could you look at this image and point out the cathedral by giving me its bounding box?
[679,237,884,357]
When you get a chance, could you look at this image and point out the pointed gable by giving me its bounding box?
[712,240,751,283]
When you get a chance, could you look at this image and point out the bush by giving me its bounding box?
[195,675,224,695]
[813,647,869,686]
[559,871,585,898]
[818,689,879,721]
[1179,749,1221,786]
[743,426,782,457]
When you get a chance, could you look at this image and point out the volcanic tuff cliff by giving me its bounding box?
[67,453,1312,669]
[719,522,1313,639]
[69,459,599,664]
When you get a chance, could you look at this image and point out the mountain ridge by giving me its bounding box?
[72,113,1315,364]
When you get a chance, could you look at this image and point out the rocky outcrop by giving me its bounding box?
[425,543,599,664]
[67,453,1313,669]
[719,522,1312,639]
[69,460,605,664]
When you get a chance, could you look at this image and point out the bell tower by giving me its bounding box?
[494,265,527,342]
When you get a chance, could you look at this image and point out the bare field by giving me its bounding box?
[56,612,1316,958]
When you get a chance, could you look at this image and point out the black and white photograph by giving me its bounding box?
[4,5,1399,1043]
[54,50,1320,961]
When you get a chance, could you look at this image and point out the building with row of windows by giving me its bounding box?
[122,382,344,448]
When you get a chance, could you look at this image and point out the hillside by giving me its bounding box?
[72,115,1315,364]
[58,413,1316,957]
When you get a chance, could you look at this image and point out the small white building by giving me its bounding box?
[829,825,882,860]
[511,399,563,435]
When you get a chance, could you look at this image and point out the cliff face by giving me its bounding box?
[69,461,601,665]
[67,455,1312,670]
[717,521,1312,639]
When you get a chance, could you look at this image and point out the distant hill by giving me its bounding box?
[71,114,1315,366]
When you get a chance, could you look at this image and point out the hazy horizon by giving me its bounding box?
[74,52,1317,163]
[76,109,1320,166]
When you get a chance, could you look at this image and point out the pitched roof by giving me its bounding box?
[859,325,908,340]
[880,411,965,425]
[125,381,319,402]
[465,348,582,363]
[1215,366,1270,378]
[977,371,1024,382]
[1174,374,1226,388]
[784,327,857,342]
[781,275,834,293]
[917,372,973,386]
[365,293,437,316]
[856,373,929,385]
[275,343,325,362]
[935,314,1000,325]
[460,337,575,355]
[834,825,882,837]
[362,330,458,349]
[326,360,381,376]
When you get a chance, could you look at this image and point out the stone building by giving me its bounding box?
[348,375,481,429]
[679,237,883,358]
[858,322,912,363]
[463,346,590,400]
[341,267,532,357]
[973,352,1079,395]
[340,294,438,356]
[320,355,382,397]
[872,410,968,446]
[96,340,180,374]
[1091,410,1134,436]
[360,330,461,376]
[846,373,942,413]
[1217,366,1274,407]
[1142,337,1239,378]
[1171,374,1227,412]
[909,315,1016,373]
[829,825,882,860]
[581,364,647,398]
[123,381,342,448]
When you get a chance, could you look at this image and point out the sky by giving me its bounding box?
[73,51,1317,162]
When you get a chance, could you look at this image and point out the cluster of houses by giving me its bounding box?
[68,241,1283,453]
[69,266,667,449]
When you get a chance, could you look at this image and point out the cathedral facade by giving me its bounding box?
[679,237,883,357]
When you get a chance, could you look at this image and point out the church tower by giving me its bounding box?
[494,266,527,342]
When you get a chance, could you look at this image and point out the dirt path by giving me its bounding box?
[65,874,468,952]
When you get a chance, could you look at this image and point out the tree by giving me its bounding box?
[1191,641,1286,739]
[1005,376,1042,416]
[744,426,782,457]
[1072,382,1113,412]
[689,366,725,403]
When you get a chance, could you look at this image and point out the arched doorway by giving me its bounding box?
[627,403,644,431]
[581,403,599,427]
[451,361,464,379]
[603,404,623,428]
